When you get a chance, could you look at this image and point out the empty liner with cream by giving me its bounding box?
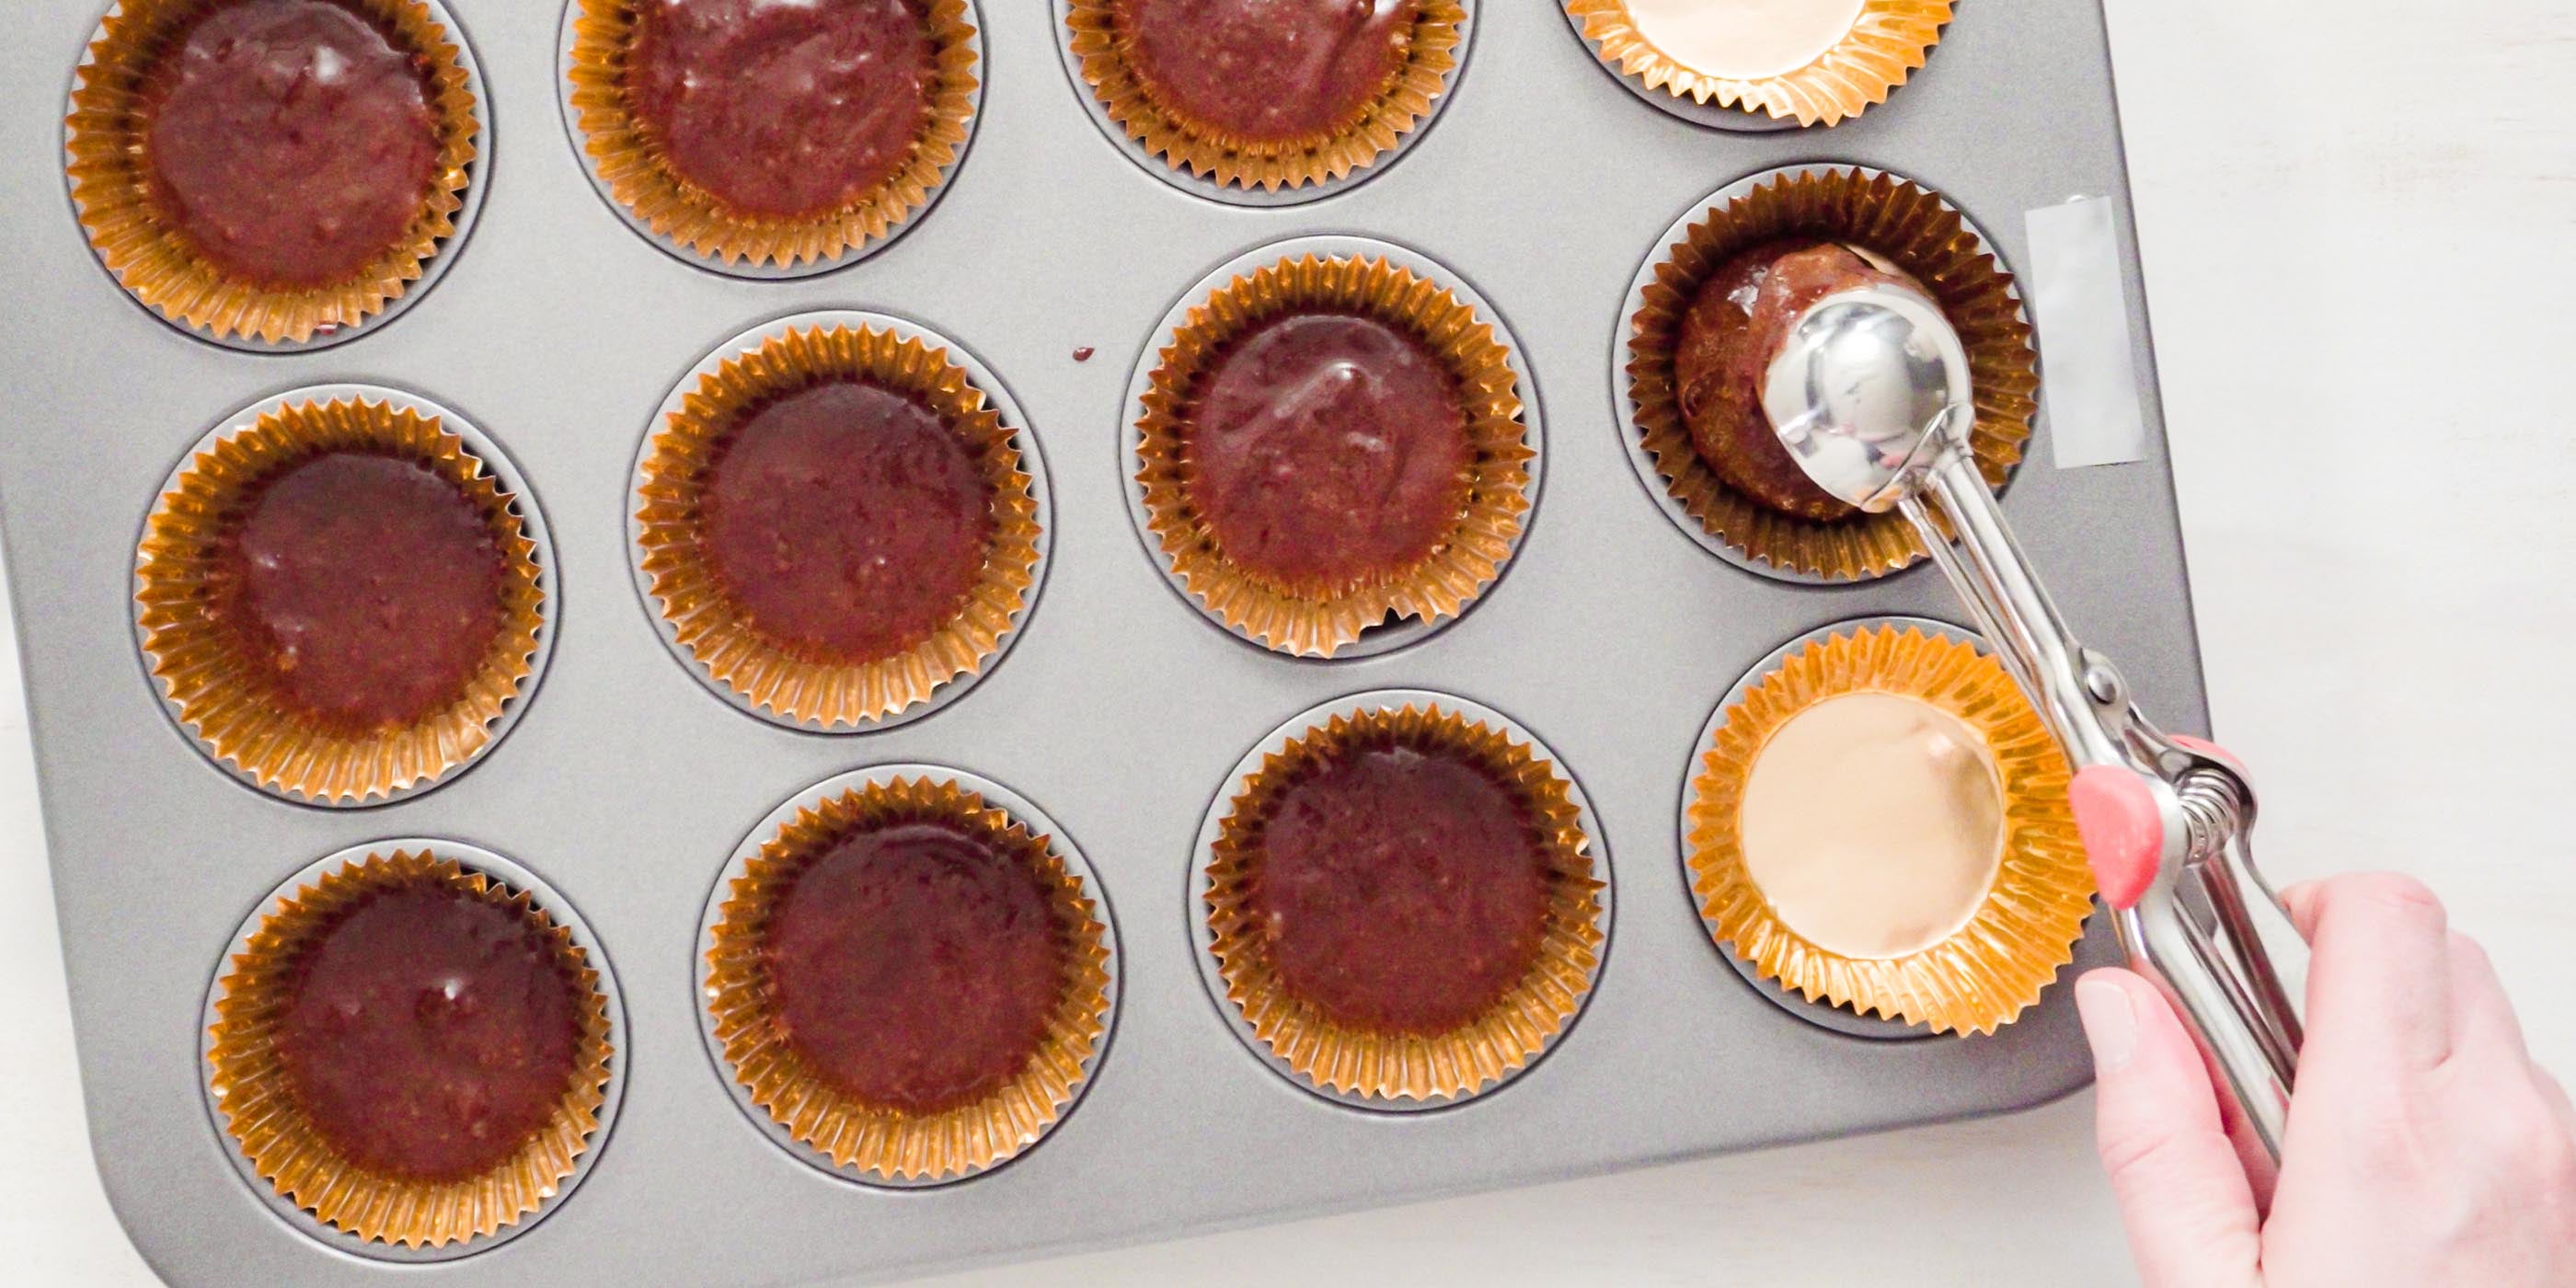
[1740,691,2004,961]
[1686,619,2092,1035]
[1566,0,1949,127]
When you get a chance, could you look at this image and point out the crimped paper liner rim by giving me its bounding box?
[1569,0,1947,126]
[566,0,978,268]
[1136,253,1531,658]
[1627,167,2038,581]
[703,777,1114,1181]
[1067,0,1462,190]
[65,0,478,344]
[206,850,613,1247]
[634,323,1041,728]
[1685,624,2089,1035]
[134,397,545,804]
[1205,704,1605,1101]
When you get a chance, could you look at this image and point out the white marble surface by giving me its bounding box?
[6,0,2570,1282]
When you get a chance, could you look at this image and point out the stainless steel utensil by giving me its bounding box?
[1763,279,2310,1189]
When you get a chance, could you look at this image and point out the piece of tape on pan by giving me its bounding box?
[2026,195,2149,468]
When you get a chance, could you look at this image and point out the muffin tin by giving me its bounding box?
[1,0,2203,1282]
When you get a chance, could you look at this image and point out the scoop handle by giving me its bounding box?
[1898,452,2306,1181]
[2171,749,2310,1182]
[2077,755,2306,1193]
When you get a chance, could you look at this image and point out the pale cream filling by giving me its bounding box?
[1624,0,1865,81]
[1739,690,2004,960]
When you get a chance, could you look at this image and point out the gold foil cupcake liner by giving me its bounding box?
[1066,0,1463,191]
[134,393,546,805]
[565,0,980,270]
[1136,252,1532,657]
[1687,622,2090,1035]
[703,775,1115,1182]
[633,322,1042,729]
[1568,0,1948,127]
[65,0,480,345]
[1627,167,2038,581]
[1204,701,1605,1103]
[205,847,615,1249]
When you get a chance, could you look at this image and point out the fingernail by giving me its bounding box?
[2076,975,2137,1073]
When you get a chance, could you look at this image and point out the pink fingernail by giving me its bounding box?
[2076,975,2137,1073]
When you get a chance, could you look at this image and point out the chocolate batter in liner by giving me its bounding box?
[65,0,478,345]
[205,849,613,1248]
[1627,167,2037,581]
[1067,0,1463,191]
[1206,704,1603,1103]
[1687,623,2090,1035]
[703,777,1113,1182]
[634,324,1041,729]
[565,0,978,270]
[1137,253,1529,657]
[134,396,544,804]
[1568,0,1947,126]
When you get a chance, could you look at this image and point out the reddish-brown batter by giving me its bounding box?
[1183,311,1469,590]
[139,0,442,289]
[698,379,993,664]
[210,450,509,735]
[1251,740,1548,1033]
[1673,239,1923,521]
[765,820,1068,1113]
[273,882,583,1182]
[627,0,934,219]
[1116,0,1418,144]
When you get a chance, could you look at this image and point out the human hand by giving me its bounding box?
[2076,872,2576,1286]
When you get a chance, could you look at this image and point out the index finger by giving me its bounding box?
[2282,873,2452,1071]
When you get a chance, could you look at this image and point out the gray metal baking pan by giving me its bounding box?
[0,0,2200,1282]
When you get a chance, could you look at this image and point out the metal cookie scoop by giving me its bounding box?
[1763,281,2310,1189]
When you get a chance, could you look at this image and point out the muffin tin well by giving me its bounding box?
[628,310,1050,731]
[200,839,626,1263]
[65,0,491,352]
[1121,234,1542,659]
[695,764,1119,1188]
[1052,0,1478,206]
[1189,688,1611,1110]
[133,384,556,809]
[6,0,2187,1282]
[556,0,987,278]
[1686,615,2085,1041]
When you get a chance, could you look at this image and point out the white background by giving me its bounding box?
[6,0,2570,1282]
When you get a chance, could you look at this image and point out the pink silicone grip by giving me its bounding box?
[2071,765,2161,910]
[2169,733,2247,776]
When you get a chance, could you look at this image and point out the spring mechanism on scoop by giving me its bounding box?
[2176,769,2248,867]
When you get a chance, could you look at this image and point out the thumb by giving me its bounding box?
[2076,968,2264,1288]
